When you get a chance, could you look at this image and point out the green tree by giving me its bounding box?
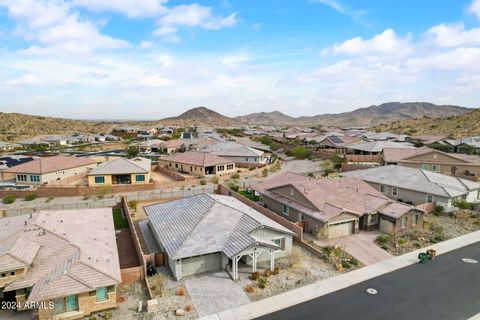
[321,160,335,176]
[126,146,140,158]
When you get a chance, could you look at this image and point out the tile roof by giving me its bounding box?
[382,148,480,165]
[200,142,264,157]
[319,136,363,147]
[159,139,186,148]
[255,172,394,222]
[342,165,480,198]
[145,194,293,259]
[410,135,449,145]
[1,155,96,174]
[88,157,151,175]
[378,202,415,219]
[160,151,232,167]
[1,208,121,302]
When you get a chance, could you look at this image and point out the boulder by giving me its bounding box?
[175,309,185,316]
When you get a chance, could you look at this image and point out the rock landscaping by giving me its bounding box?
[241,245,339,302]
[375,211,480,256]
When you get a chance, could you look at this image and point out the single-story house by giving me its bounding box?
[0,208,121,320]
[382,148,480,180]
[158,139,186,155]
[142,194,294,280]
[200,142,266,166]
[0,141,21,152]
[87,157,151,186]
[407,135,449,147]
[442,136,480,154]
[316,136,363,155]
[342,165,480,212]
[253,172,423,239]
[347,140,414,155]
[0,155,97,185]
[158,151,235,177]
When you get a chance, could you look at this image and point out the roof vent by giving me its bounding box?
[24,221,27,226]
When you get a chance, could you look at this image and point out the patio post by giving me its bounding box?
[270,249,275,271]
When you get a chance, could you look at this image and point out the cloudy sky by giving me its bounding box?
[1,0,480,119]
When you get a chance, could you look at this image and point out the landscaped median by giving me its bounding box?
[202,230,480,320]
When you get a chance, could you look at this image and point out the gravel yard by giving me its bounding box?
[240,244,339,302]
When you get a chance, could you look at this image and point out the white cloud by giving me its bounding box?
[155,3,237,40]
[468,0,480,19]
[425,23,480,47]
[4,73,45,86]
[72,0,167,18]
[139,40,154,49]
[312,0,369,26]
[321,29,411,56]
[0,0,130,55]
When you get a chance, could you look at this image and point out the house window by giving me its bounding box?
[55,295,79,314]
[136,175,145,182]
[421,164,429,170]
[369,214,376,223]
[175,164,178,168]
[190,166,193,171]
[1,273,5,278]
[401,216,408,229]
[17,174,28,182]
[379,185,388,194]
[30,175,40,183]
[426,194,434,203]
[227,164,234,170]
[10,271,15,276]
[431,165,440,172]
[282,204,289,216]
[392,187,398,196]
[245,157,249,162]
[95,176,105,184]
[96,287,108,302]
[413,214,419,226]
[273,238,286,250]
[217,165,225,171]
[290,188,294,196]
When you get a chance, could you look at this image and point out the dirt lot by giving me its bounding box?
[375,212,480,256]
[240,244,339,302]
[150,170,175,183]
[117,228,141,269]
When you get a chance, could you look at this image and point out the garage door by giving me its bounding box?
[182,253,221,277]
[379,217,394,234]
[328,221,354,238]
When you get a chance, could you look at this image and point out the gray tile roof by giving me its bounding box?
[88,157,151,175]
[200,142,264,157]
[348,140,414,153]
[342,165,480,198]
[145,194,293,259]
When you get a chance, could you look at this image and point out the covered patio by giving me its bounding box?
[228,243,278,280]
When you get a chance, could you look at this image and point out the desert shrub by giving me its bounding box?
[45,196,55,203]
[148,274,166,297]
[258,278,267,289]
[128,200,138,212]
[212,175,219,184]
[329,154,346,169]
[3,195,16,204]
[83,195,91,200]
[250,272,260,281]
[262,168,269,177]
[433,206,444,215]
[273,267,280,275]
[453,200,473,210]
[104,312,113,320]
[228,182,239,192]
[199,179,207,185]
[376,234,390,245]
[349,257,358,266]
[398,238,407,245]
[341,260,351,269]
[24,193,37,201]
[287,146,309,160]
[231,173,240,179]
[263,269,271,277]
[429,223,444,235]
[244,285,256,293]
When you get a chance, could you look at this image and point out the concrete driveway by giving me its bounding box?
[185,271,251,317]
[309,231,393,265]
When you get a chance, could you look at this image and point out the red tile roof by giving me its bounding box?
[1,155,96,174]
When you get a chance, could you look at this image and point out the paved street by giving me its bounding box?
[257,242,480,320]
[307,231,393,265]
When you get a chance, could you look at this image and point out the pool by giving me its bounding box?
[0,183,33,191]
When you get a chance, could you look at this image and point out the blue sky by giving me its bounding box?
[1,0,480,119]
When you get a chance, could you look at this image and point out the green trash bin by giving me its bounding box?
[418,252,429,264]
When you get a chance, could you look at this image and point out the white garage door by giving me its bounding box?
[379,217,394,234]
[182,253,221,277]
[328,221,354,238]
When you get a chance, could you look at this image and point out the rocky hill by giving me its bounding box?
[371,108,480,138]
[238,102,470,127]
[160,106,238,126]
[235,111,296,125]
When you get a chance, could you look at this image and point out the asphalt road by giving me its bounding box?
[257,242,480,320]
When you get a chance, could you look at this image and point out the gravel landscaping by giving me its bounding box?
[375,212,480,256]
[240,244,339,302]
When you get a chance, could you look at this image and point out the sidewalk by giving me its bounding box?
[201,230,480,320]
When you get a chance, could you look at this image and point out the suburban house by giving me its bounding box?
[253,172,423,239]
[342,165,480,212]
[361,132,408,142]
[142,194,294,280]
[87,157,151,186]
[200,142,266,166]
[158,151,235,177]
[0,155,97,185]
[382,148,480,181]
[158,139,186,155]
[443,136,480,154]
[0,141,21,152]
[316,136,363,155]
[347,140,414,155]
[0,208,121,320]
[406,135,449,147]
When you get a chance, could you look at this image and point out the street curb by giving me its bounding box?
[200,230,480,320]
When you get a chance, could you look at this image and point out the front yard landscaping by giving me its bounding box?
[375,211,480,256]
[240,244,340,302]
